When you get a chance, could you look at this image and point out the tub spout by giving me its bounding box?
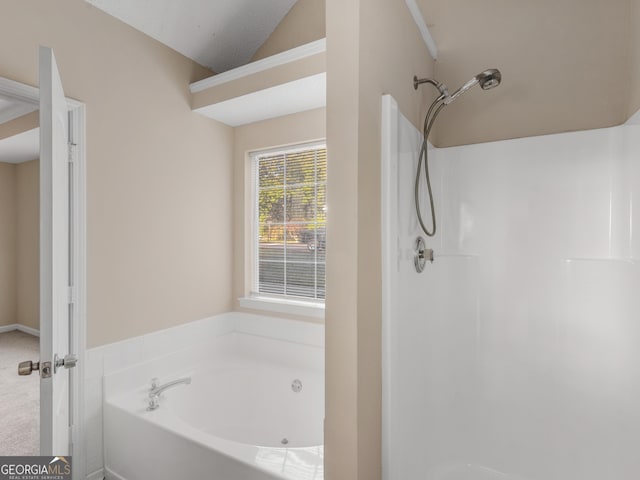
[147,376,191,411]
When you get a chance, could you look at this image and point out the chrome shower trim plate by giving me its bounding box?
[414,236,434,273]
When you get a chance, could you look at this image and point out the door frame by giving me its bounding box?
[0,76,87,478]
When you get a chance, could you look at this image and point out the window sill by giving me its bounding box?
[239,296,325,320]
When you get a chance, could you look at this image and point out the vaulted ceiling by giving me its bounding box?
[85,0,298,72]
[82,0,639,146]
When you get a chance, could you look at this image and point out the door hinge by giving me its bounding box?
[67,142,77,163]
[68,286,76,304]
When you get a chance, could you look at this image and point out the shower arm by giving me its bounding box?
[414,76,449,97]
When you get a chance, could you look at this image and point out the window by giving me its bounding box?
[251,142,327,303]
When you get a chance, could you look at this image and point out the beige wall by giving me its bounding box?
[416,0,631,147]
[16,159,39,330]
[0,0,233,347]
[0,112,38,141]
[0,163,17,327]
[0,159,40,331]
[233,107,326,317]
[325,0,435,477]
[252,0,326,61]
[630,0,640,118]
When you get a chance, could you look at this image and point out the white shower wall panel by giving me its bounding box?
[437,126,625,259]
[622,125,640,258]
[382,95,640,480]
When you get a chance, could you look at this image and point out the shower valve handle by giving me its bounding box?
[414,236,434,273]
[420,248,434,262]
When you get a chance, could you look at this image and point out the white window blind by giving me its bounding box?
[252,143,327,301]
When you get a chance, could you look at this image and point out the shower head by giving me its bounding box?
[477,69,502,90]
[443,68,502,105]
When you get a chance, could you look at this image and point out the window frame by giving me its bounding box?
[242,140,327,319]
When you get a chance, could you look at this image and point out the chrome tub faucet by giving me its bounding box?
[147,376,191,411]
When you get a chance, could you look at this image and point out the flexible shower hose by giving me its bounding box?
[415,96,446,237]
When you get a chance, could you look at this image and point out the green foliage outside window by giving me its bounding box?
[257,147,327,244]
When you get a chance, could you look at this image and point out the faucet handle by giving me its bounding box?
[150,377,160,389]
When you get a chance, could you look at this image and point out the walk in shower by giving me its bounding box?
[381,93,640,479]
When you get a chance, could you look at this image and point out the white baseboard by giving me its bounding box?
[17,324,40,337]
[0,323,40,337]
[87,468,105,480]
[0,324,16,334]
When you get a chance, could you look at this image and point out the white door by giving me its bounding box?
[39,46,73,456]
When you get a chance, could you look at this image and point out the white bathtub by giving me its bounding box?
[103,315,324,480]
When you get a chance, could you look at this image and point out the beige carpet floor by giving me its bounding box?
[0,330,39,456]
